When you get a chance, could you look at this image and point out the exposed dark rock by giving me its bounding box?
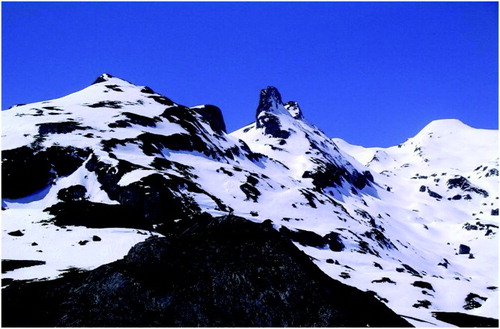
[303,162,346,190]
[357,240,380,257]
[191,105,227,134]
[57,185,87,202]
[432,311,499,327]
[235,139,265,163]
[246,174,259,186]
[303,160,372,191]
[401,264,420,276]
[464,293,487,310]
[353,170,374,189]
[355,208,374,221]
[447,176,469,190]
[463,222,479,231]
[427,189,442,200]
[366,290,389,304]
[37,121,84,135]
[2,146,54,198]
[413,300,431,309]
[110,114,152,129]
[2,260,46,274]
[412,281,434,291]
[257,112,291,139]
[485,168,499,177]
[78,240,89,246]
[86,101,122,109]
[2,145,91,199]
[150,157,173,171]
[372,277,396,284]
[92,235,102,242]
[256,86,284,116]
[324,232,345,252]
[92,73,114,84]
[240,174,261,202]
[140,86,155,94]
[42,106,62,111]
[1,215,411,327]
[157,107,229,159]
[438,258,450,268]
[2,278,14,287]
[240,182,260,202]
[46,146,92,177]
[284,101,304,120]
[299,189,318,208]
[7,230,24,237]
[100,137,137,153]
[419,185,427,192]
[121,111,159,127]
[108,120,132,128]
[148,95,175,106]
[458,244,471,255]
[254,87,292,138]
[492,208,499,216]
[104,84,123,92]
[363,229,397,250]
[85,157,203,225]
[282,217,302,222]
[279,227,326,248]
[447,176,489,197]
[216,167,234,177]
[44,201,149,230]
[339,272,351,279]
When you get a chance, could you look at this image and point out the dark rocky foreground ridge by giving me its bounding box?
[2,214,411,327]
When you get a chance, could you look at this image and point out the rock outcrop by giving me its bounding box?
[2,214,411,327]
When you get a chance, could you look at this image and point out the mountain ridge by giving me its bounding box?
[2,74,498,327]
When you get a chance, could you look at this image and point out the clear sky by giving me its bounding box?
[2,2,498,147]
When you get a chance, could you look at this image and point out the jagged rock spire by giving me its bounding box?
[255,87,304,122]
[256,86,285,117]
[255,87,291,138]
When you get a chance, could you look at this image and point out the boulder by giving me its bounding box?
[458,244,471,255]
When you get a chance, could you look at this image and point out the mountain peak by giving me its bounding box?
[254,86,293,138]
[92,73,115,85]
[420,119,472,133]
[256,86,288,117]
[410,119,476,143]
[260,86,283,107]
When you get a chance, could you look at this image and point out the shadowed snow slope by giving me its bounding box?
[2,75,498,327]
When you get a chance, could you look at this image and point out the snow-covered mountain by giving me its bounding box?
[2,74,498,327]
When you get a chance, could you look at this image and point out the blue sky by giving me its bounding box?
[2,2,498,147]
